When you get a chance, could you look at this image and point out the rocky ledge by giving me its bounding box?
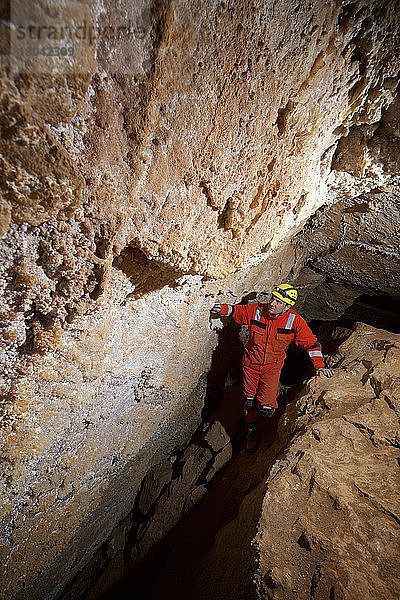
[256,321,400,599]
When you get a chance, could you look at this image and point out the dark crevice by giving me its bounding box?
[297,532,312,552]
[88,264,105,300]
[276,99,295,135]
[112,246,183,300]
[337,2,360,33]
[312,294,400,335]
[217,198,234,230]
[310,564,322,599]
[201,293,256,422]
[199,180,218,212]
[93,224,111,259]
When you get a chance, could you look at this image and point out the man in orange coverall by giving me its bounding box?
[211,283,333,450]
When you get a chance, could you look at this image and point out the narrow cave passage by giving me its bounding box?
[3,0,400,598]
[96,291,400,600]
[332,294,400,334]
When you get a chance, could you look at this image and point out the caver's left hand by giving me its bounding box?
[315,367,334,378]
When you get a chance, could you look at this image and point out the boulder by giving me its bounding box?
[204,420,231,453]
[255,323,400,600]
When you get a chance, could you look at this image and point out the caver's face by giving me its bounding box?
[268,296,287,315]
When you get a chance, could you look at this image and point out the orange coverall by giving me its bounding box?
[219,303,324,422]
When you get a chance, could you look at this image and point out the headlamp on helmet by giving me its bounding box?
[271,283,298,306]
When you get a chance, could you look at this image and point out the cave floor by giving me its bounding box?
[110,384,289,600]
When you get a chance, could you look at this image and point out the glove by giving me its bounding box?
[315,368,334,378]
[210,303,222,315]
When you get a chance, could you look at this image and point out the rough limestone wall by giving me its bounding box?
[1,1,400,599]
[293,94,400,320]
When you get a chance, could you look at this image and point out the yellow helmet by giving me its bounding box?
[271,283,298,306]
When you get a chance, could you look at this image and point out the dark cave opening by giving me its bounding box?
[282,292,400,392]
[332,293,400,334]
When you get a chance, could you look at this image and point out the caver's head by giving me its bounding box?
[268,283,298,315]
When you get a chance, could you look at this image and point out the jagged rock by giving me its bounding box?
[138,460,174,515]
[136,445,212,558]
[204,420,230,453]
[254,322,400,600]
[206,443,233,483]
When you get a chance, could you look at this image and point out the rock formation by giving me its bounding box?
[293,95,400,322]
[255,322,400,600]
[0,0,399,598]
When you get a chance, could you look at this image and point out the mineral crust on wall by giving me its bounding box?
[0,0,400,599]
[294,94,400,321]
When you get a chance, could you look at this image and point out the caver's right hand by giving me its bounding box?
[210,303,222,315]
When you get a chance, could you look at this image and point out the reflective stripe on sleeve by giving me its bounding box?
[226,305,233,316]
[285,313,295,329]
[255,306,262,320]
[308,350,323,358]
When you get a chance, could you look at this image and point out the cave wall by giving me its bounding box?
[1,1,400,599]
[293,95,400,321]
[254,323,400,600]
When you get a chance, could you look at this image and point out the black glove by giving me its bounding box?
[315,368,334,378]
[210,303,222,315]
